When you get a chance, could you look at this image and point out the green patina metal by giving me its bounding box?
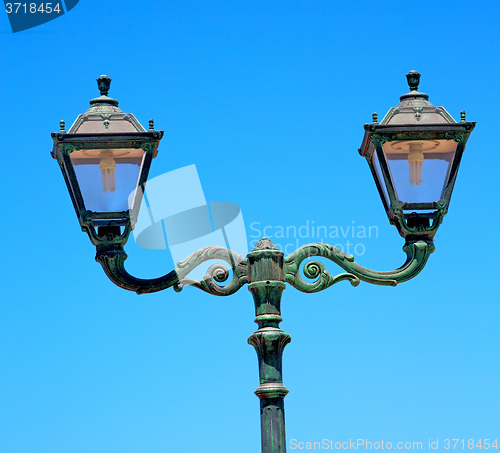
[91,228,434,453]
[284,239,434,291]
[359,71,475,241]
[92,233,434,295]
[247,238,289,453]
[52,72,474,453]
[51,75,163,246]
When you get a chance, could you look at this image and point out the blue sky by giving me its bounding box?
[1,1,499,452]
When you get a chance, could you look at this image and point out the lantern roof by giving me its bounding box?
[380,70,457,126]
[67,75,147,134]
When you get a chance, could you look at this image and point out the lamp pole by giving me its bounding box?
[247,239,289,453]
[51,72,474,453]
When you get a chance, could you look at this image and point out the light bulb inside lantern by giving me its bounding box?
[408,142,424,186]
[99,150,116,193]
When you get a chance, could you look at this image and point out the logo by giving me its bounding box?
[130,164,248,282]
[4,0,79,33]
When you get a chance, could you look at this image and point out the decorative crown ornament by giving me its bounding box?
[97,74,112,96]
[406,70,421,91]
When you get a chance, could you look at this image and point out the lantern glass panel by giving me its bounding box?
[69,147,146,213]
[372,147,391,208]
[381,139,457,204]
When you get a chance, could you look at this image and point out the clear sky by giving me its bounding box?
[1,1,499,452]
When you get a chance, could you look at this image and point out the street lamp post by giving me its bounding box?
[51,72,475,453]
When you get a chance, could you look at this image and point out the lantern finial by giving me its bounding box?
[97,75,112,96]
[406,70,421,92]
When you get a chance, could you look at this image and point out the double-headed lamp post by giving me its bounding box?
[51,71,474,453]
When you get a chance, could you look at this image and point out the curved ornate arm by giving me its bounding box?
[284,240,435,293]
[95,245,248,296]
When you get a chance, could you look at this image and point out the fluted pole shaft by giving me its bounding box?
[248,238,290,453]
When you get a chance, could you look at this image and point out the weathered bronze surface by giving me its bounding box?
[358,71,475,240]
[90,229,435,453]
[52,72,474,453]
[51,75,164,241]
